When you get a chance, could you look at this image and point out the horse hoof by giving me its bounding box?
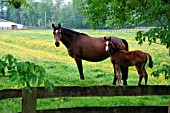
[113,82,116,85]
[118,84,123,86]
[138,84,141,86]
[80,75,85,80]
[80,77,85,80]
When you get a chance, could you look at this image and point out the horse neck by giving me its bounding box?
[61,29,77,48]
[109,43,119,56]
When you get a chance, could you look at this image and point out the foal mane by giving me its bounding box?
[62,27,88,36]
[110,41,122,51]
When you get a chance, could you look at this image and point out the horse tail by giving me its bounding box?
[121,39,129,51]
[147,53,153,68]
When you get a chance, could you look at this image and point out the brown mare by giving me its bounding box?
[104,37,153,86]
[52,23,129,85]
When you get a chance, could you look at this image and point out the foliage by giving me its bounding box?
[2,0,31,9]
[75,0,169,28]
[135,27,170,48]
[75,0,169,48]
[0,54,54,91]
[151,64,170,79]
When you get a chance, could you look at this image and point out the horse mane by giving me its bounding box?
[62,27,88,36]
[111,41,122,51]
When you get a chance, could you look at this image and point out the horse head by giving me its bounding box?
[104,36,122,54]
[104,36,112,54]
[52,23,62,47]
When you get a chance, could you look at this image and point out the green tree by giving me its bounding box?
[75,0,169,28]
[2,0,31,9]
[75,0,169,48]
[58,2,90,28]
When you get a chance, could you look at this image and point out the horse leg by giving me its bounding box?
[120,66,128,85]
[121,39,129,85]
[74,57,84,80]
[136,66,143,86]
[115,64,122,86]
[113,76,117,85]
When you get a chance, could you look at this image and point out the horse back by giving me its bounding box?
[113,50,147,66]
[74,37,108,61]
[130,50,148,64]
[68,35,127,62]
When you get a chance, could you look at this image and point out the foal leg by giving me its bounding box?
[114,64,122,86]
[74,57,84,80]
[136,66,143,86]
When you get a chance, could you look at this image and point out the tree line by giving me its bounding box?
[1,0,91,29]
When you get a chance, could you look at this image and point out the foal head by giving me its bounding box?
[52,23,62,47]
[104,36,121,54]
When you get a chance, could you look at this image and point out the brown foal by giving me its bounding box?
[104,37,153,86]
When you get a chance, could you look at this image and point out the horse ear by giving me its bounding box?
[104,37,106,41]
[109,37,111,41]
[58,23,61,28]
[52,23,55,29]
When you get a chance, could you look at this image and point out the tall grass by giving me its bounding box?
[0,30,169,112]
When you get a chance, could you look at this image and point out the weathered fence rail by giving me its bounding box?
[0,89,22,100]
[36,106,168,113]
[0,85,170,113]
[1,85,170,100]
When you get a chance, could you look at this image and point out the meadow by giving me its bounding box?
[0,29,169,113]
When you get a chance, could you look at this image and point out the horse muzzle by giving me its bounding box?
[106,50,109,54]
[55,42,60,47]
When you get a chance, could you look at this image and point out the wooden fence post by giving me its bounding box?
[22,88,37,113]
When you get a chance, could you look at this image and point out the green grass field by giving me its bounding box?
[0,30,169,113]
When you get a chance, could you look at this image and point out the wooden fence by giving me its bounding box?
[0,26,46,30]
[0,85,170,113]
[0,27,152,33]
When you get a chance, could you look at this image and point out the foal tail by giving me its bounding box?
[147,53,153,68]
